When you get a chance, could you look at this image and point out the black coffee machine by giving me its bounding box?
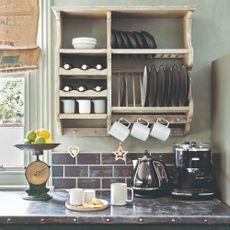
[172,142,216,199]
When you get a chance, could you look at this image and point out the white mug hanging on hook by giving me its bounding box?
[108,118,131,142]
[130,118,150,141]
[150,118,171,141]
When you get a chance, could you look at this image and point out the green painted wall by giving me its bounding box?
[51,0,230,153]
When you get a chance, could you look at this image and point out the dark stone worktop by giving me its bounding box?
[1,191,230,225]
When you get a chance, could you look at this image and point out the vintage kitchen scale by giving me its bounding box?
[15,143,59,201]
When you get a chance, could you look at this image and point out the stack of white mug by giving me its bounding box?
[109,117,171,142]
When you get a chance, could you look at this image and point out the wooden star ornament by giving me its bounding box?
[113,143,128,162]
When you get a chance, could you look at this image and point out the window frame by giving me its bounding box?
[0,0,52,189]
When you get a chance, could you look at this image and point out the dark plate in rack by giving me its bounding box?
[179,65,189,106]
[133,31,145,48]
[172,65,180,106]
[120,31,130,48]
[126,31,138,48]
[141,31,157,48]
[111,30,118,48]
[156,65,165,106]
[149,66,157,106]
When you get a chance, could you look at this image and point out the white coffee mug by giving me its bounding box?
[69,188,84,206]
[92,99,106,113]
[111,183,133,206]
[150,118,171,141]
[76,99,91,114]
[62,99,75,113]
[83,189,96,203]
[108,118,131,142]
[130,118,150,141]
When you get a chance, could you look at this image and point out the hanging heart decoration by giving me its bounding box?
[68,145,80,158]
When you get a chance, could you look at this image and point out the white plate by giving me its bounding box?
[65,199,108,212]
[141,65,148,107]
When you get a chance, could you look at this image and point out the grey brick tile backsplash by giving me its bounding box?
[65,165,88,177]
[52,152,174,190]
[53,178,76,189]
[52,165,63,177]
[114,165,133,177]
[77,153,100,165]
[101,153,125,165]
[89,166,112,177]
[53,153,75,165]
[78,178,100,189]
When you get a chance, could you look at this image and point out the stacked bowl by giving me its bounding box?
[72,37,97,49]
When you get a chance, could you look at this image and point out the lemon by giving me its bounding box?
[45,139,54,144]
[26,130,37,141]
[35,136,46,144]
[36,129,50,139]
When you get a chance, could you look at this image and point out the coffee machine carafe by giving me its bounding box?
[172,142,216,199]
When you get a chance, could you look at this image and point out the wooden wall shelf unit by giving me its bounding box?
[53,6,195,136]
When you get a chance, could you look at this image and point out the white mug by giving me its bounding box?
[108,118,131,142]
[130,118,150,141]
[76,99,91,114]
[83,189,96,203]
[111,183,133,206]
[69,188,84,206]
[62,99,75,113]
[150,118,171,141]
[92,99,106,113]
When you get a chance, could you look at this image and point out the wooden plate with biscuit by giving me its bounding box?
[65,198,108,212]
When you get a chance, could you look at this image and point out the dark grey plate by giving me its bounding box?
[133,31,145,48]
[120,31,130,48]
[111,30,118,48]
[172,65,180,106]
[15,143,60,151]
[164,65,172,106]
[126,31,138,48]
[156,65,165,106]
[149,66,157,106]
[119,76,126,106]
[179,65,189,106]
[141,31,157,48]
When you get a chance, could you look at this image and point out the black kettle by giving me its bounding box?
[132,150,169,198]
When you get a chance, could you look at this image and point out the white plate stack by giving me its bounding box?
[72,37,97,49]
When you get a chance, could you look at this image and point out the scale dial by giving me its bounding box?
[25,161,50,185]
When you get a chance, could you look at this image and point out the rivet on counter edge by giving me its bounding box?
[204,219,208,223]
[171,218,176,223]
[7,218,11,222]
[105,218,111,222]
[40,218,44,222]
[73,218,77,222]
[138,217,144,223]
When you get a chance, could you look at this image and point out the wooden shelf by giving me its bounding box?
[112,49,189,58]
[60,49,107,56]
[59,67,107,76]
[59,113,107,120]
[53,6,196,18]
[59,89,107,97]
[63,128,107,136]
[54,6,195,136]
[112,106,190,114]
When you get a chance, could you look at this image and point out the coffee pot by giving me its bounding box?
[132,150,168,198]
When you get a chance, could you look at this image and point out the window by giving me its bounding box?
[0,76,25,168]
